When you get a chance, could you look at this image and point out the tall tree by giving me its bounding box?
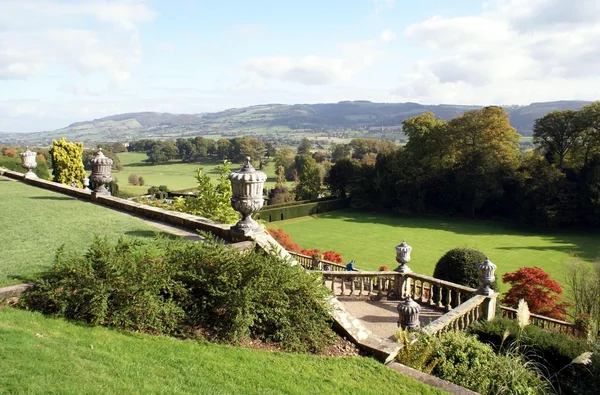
[325,158,355,198]
[533,110,582,169]
[297,138,312,156]
[294,155,321,200]
[265,142,277,158]
[274,147,296,180]
[330,143,351,162]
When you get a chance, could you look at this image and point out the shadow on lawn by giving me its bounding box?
[315,210,600,263]
[124,230,178,239]
[29,196,74,201]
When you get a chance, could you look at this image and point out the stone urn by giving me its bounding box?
[228,157,267,236]
[20,147,37,179]
[394,239,412,274]
[397,296,421,331]
[90,148,113,195]
[477,257,497,295]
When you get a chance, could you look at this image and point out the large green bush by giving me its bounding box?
[433,247,497,290]
[21,236,336,353]
[396,330,547,394]
[470,318,599,395]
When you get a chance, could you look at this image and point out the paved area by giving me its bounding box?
[340,299,445,340]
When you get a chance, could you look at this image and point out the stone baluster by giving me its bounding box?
[446,289,452,311]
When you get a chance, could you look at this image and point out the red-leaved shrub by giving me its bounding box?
[267,228,344,263]
[501,267,570,320]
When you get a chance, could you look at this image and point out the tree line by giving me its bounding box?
[129,137,273,165]
[325,102,600,229]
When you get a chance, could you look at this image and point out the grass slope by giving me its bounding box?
[0,178,164,286]
[270,210,600,293]
[115,152,277,195]
[0,308,444,395]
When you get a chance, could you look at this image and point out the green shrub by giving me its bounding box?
[470,318,599,394]
[128,173,139,185]
[20,235,336,353]
[397,330,548,394]
[20,237,186,335]
[433,247,498,291]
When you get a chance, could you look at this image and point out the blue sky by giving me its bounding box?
[1,0,599,133]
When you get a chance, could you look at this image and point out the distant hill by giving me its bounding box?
[0,100,592,146]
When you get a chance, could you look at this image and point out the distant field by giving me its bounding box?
[116,152,277,195]
[0,178,164,286]
[270,210,600,294]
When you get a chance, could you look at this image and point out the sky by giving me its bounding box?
[1,0,600,133]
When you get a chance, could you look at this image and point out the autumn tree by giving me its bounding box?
[49,137,87,187]
[501,267,570,320]
[533,110,582,169]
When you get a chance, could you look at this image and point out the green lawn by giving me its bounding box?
[0,308,444,395]
[115,152,277,195]
[0,178,165,286]
[270,210,600,294]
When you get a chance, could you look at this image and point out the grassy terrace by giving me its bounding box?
[0,179,444,394]
[0,178,163,286]
[271,210,600,293]
[116,152,277,195]
[0,308,444,395]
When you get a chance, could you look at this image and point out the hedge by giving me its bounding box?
[256,198,350,222]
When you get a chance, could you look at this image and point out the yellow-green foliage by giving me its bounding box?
[49,137,86,187]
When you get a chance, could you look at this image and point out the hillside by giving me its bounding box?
[0,100,592,146]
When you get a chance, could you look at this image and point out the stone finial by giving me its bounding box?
[397,296,421,331]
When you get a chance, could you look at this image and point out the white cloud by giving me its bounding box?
[394,0,600,103]
[232,24,266,39]
[370,0,396,18]
[379,29,396,43]
[244,32,394,86]
[0,1,155,82]
[156,42,176,52]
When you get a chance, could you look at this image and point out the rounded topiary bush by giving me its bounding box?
[433,247,498,291]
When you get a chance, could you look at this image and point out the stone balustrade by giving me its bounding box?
[499,306,580,336]
[402,272,478,310]
[421,295,488,336]
[289,252,350,272]
[322,271,396,298]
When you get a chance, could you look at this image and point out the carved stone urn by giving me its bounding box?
[228,157,267,236]
[20,147,37,179]
[397,296,421,331]
[477,257,497,295]
[394,239,412,274]
[90,148,113,195]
